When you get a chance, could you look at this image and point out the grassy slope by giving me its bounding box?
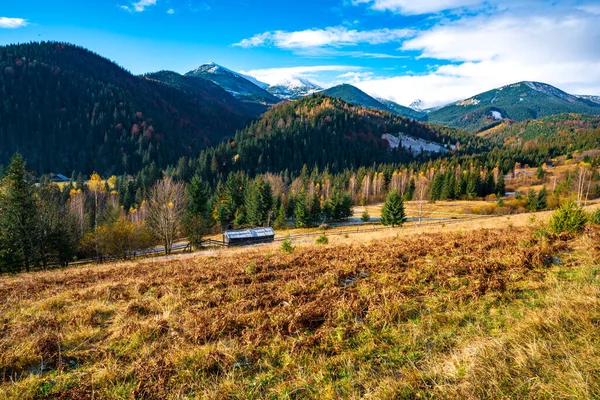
[1,223,600,399]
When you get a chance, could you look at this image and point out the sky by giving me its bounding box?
[2,0,600,108]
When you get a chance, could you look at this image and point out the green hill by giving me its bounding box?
[144,70,268,116]
[478,113,600,149]
[0,42,251,175]
[195,94,485,178]
[428,81,600,132]
[320,84,394,114]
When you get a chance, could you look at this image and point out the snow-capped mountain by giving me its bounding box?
[186,62,279,105]
[409,99,425,111]
[577,95,600,105]
[428,81,600,132]
[266,76,322,100]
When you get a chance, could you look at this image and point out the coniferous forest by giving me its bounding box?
[2,42,600,274]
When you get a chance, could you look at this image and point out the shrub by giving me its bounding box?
[281,238,294,254]
[549,201,588,234]
[316,234,329,245]
[589,209,600,225]
[361,210,370,222]
[246,263,257,275]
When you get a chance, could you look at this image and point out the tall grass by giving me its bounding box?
[1,226,599,399]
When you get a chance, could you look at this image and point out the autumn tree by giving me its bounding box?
[146,177,187,255]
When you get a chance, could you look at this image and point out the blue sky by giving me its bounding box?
[2,0,600,107]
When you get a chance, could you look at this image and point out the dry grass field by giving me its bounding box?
[1,213,600,399]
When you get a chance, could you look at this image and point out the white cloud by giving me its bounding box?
[353,0,482,14]
[0,17,28,29]
[167,8,175,14]
[352,11,600,108]
[239,65,362,86]
[234,27,413,49]
[121,0,157,12]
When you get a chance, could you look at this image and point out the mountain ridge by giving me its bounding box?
[186,62,279,106]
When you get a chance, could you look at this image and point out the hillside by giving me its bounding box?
[195,95,486,178]
[320,84,395,113]
[478,113,600,149]
[144,70,268,116]
[186,63,280,106]
[0,42,251,175]
[377,98,428,120]
[1,224,599,398]
[429,81,600,132]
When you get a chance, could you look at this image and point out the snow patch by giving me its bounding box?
[382,134,447,154]
[491,110,503,120]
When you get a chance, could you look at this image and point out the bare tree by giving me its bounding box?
[146,177,187,255]
[415,173,430,225]
[576,163,592,207]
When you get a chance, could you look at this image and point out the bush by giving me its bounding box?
[80,218,155,260]
[549,201,588,234]
[361,210,370,222]
[589,209,600,225]
[316,234,329,244]
[281,238,294,254]
[246,263,257,275]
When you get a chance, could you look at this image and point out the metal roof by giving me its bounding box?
[224,227,275,239]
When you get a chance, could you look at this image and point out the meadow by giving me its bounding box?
[1,215,600,399]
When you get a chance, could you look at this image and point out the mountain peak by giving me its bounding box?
[266,76,321,100]
[185,63,276,104]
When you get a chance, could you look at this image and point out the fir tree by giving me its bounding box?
[536,186,548,211]
[185,174,212,248]
[0,154,39,272]
[273,202,287,229]
[294,191,310,228]
[381,190,405,227]
[309,191,322,226]
[495,174,506,197]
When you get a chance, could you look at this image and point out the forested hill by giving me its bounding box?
[428,81,600,133]
[195,95,488,179]
[143,70,268,116]
[0,42,252,175]
[478,113,600,149]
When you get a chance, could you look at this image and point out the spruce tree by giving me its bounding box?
[536,186,548,211]
[294,191,310,228]
[0,154,39,273]
[273,202,287,229]
[495,174,506,197]
[525,189,537,211]
[185,174,212,248]
[381,190,405,227]
[309,192,322,226]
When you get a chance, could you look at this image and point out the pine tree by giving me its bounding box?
[294,191,310,228]
[495,174,506,197]
[185,174,212,248]
[525,189,537,211]
[536,186,548,211]
[405,177,416,201]
[0,154,39,273]
[273,202,287,229]
[309,191,322,226]
[381,190,405,227]
[245,177,273,226]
